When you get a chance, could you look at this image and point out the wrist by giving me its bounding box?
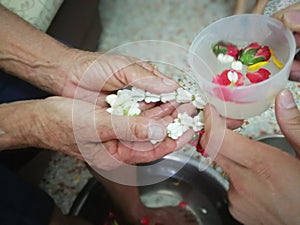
[0,100,42,150]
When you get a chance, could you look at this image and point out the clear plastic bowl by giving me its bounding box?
[189,14,296,119]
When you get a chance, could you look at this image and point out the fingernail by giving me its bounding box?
[279,90,296,109]
[284,10,300,24]
[148,122,166,140]
[162,78,178,86]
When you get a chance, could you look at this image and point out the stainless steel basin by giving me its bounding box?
[70,151,241,225]
[137,152,241,225]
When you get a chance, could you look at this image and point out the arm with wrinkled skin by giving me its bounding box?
[0,4,75,95]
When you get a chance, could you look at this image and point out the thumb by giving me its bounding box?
[275,90,300,155]
[103,115,167,142]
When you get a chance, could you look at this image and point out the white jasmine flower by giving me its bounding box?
[127,102,141,116]
[192,112,204,131]
[217,53,234,64]
[117,89,132,97]
[176,88,193,103]
[106,85,206,140]
[227,71,238,83]
[192,93,206,109]
[106,90,141,116]
[145,91,161,103]
[108,101,141,116]
[177,113,194,129]
[231,61,243,71]
[161,91,176,103]
[105,94,118,106]
[106,106,125,116]
[106,107,113,114]
[131,87,146,101]
[167,122,185,139]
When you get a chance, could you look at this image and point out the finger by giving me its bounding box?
[273,4,300,32]
[124,61,180,94]
[275,90,300,155]
[175,129,195,150]
[290,59,300,82]
[200,104,227,159]
[97,114,168,143]
[98,54,179,93]
[224,117,244,130]
[119,127,194,154]
[139,102,156,111]
[171,102,197,117]
[200,104,280,170]
[112,138,179,164]
[160,103,197,124]
[141,101,179,118]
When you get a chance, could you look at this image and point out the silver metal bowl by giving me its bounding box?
[70,151,241,225]
[137,152,241,225]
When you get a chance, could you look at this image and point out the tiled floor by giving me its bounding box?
[39,0,300,214]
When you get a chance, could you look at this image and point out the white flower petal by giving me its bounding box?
[227,71,238,83]
[109,107,126,116]
[217,53,234,64]
[131,87,146,101]
[167,122,184,139]
[105,94,118,106]
[231,61,243,71]
[176,88,193,103]
[128,107,141,116]
[192,94,206,109]
[106,108,113,114]
[161,92,176,103]
[178,113,194,127]
[145,92,161,103]
[127,103,141,116]
[117,89,131,96]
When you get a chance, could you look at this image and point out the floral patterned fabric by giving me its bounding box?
[0,0,63,31]
[264,0,300,15]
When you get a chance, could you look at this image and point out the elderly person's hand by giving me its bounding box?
[0,96,194,170]
[61,52,180,105]
[0,4,196,170]
[200,89,300,225]
[0,4,179,105]
[273,3,300,82]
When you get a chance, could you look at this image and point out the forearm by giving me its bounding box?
[0,100,41,150]
[0,4,74,95]
[0,98,85,160]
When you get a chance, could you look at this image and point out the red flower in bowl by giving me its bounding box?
[246,68,271,84]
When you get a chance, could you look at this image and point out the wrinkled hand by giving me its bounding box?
[31,96,194,170]
[273,3,300,82]
[62,52,179,105]
[200,90,300,225]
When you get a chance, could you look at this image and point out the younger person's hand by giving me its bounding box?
[273,3,300,81]
[200,90,300,225]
